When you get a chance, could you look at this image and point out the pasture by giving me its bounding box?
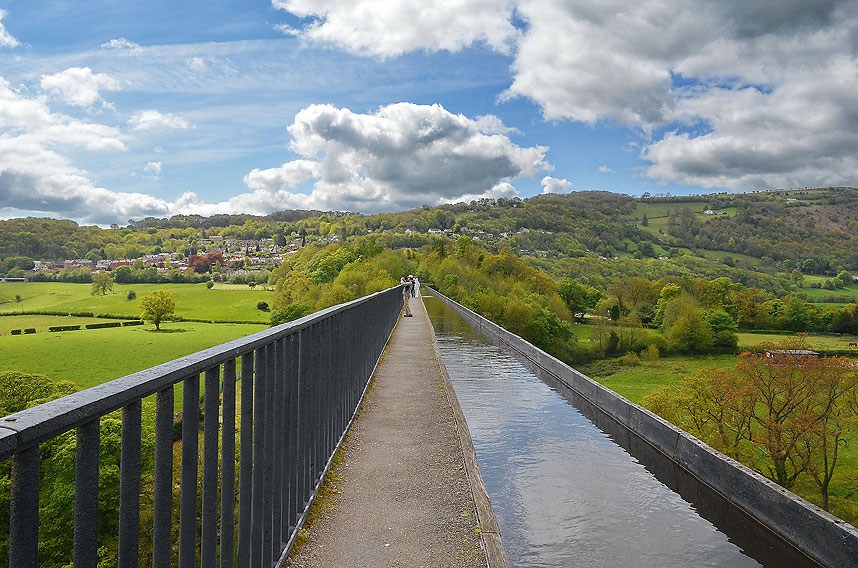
[0,320,267,391]
[0,281,274,322]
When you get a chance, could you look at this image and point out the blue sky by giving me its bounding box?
[1,1,857,225]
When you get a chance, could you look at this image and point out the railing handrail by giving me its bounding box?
[3,285,403,568]
[0,286,396,459]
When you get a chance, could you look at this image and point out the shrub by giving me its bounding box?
[85,322,122,330]
[256,301,270,312]
[640,344,660,361]
[127,290,137,300]
[10,329,21,335]
[48,325,81,332]
[618,352,641,367]
[270,303,313,326]
[206,280,215,289]
[122,320,144,326]
[24,328,36,334]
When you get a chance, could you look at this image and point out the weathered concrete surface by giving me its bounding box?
[286,298,494,568]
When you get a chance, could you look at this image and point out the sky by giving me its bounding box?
[1,1,857,226]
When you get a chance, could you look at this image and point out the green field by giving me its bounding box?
[0,282,273,400]
[798,280,858,304]
[0,281,274,322]
[0,320,267,390]
[738,332,858,352]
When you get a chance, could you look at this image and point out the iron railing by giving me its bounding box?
[0,286,402,567]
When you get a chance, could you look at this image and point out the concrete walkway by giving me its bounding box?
[285,297,505,568]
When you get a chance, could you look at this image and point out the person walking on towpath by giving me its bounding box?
[401,275,414,317]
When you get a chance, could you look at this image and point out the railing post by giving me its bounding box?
[152,386,174,568]
[179,374,200,568]
[263,343,276,567]
[74,418,100,567]
[250,346,267,566]
[118,401,142,568]
[289,331,301,534]
[238,352,255,568]
[274,337,286,551]
[221,358,237,568]
[9,446,40,568]
[201,366,221,566]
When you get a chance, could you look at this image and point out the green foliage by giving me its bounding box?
[664,298,713,354]
[270,303,314,326]
[91,271,114,296]
[557,279,602,318]
[139,290,176,330]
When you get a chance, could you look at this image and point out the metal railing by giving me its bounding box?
[0,287,402,567]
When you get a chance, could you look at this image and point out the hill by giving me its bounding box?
[2,187,857,300]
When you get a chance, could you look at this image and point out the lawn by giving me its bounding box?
[593,354,737,404]
[0,281,274,322]
[738,332,858,353]
[0,320,267,391]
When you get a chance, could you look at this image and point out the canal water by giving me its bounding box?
[424,293,811,568]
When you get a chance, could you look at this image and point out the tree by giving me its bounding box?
[90,271,114,296]
[557,279,601,319]
[139,290,176,330]
[663,297,713,354]
[643,337,858,510]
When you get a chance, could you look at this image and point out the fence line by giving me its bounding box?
[1,286,402,567]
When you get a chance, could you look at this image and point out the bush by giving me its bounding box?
[256,301,270,312]
[122,320,144,326]
[206,280,215,289]
[48,325,81,332]
[127,290,136,300]
[10,329,21,335]
[640,344,660,361]
[270,303,314,326]
[24,328,36,334]
[618,352,641,367]
[85,322,122,330]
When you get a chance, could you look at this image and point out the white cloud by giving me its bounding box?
[0,9,18,48]
[40,67,120,110]
[541,176,571,194]
[272,0,858,191]
[128,110,191,131]
[188,57,207,72]
[597,166,612,174]
[241,102,549,212]
[100,38,143,54]
[144,161,162,178]
[0,76,161,224]
[272,0,519,57]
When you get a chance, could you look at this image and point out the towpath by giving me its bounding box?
[285,296,506,568]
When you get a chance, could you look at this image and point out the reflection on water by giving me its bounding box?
[425,294,761,568]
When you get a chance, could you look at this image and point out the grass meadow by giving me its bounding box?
[0,281,274,322]
[0,282,273,404]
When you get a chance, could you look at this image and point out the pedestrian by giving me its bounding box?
[401,275,413,317]
[413,276,421,297]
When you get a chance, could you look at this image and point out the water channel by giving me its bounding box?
[423,293,817,568]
